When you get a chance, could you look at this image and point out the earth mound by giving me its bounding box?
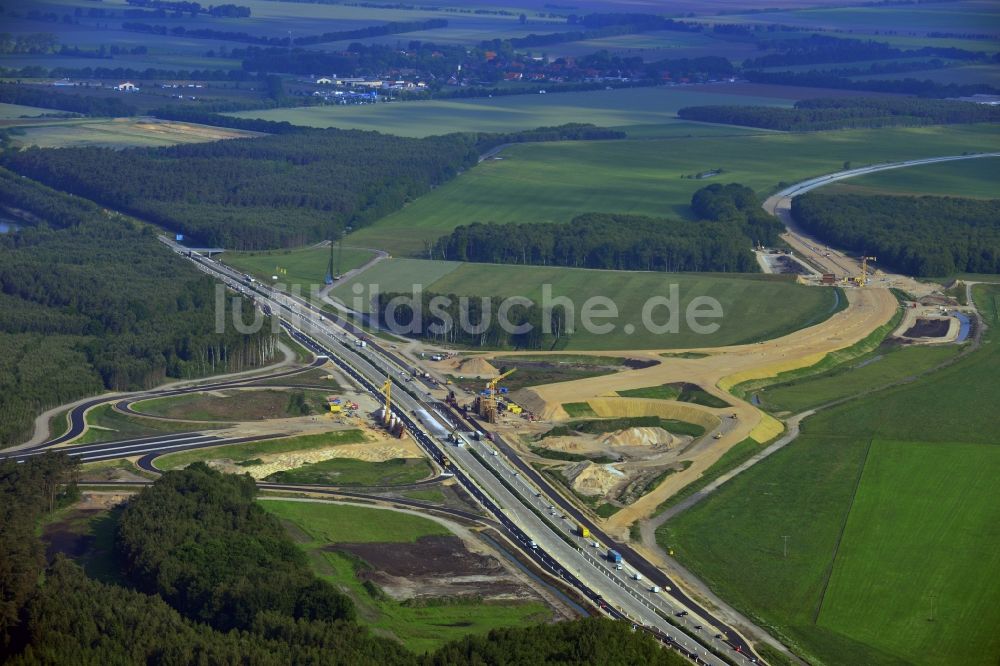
[457,356,499,376]
[566,461,624,497]
[601,427,676,449]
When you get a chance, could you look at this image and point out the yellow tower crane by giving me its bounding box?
[479,368,516,423]
[381,376,392,426]
[858,256,877,287]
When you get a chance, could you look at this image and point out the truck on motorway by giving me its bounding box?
[608,549,622,564]
[578,525,591,538]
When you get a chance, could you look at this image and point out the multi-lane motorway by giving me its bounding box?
[159,238,765,665]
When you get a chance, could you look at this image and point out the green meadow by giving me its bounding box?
[332,260,841,351]
[220,245,377,291]
[825,155,1000,200]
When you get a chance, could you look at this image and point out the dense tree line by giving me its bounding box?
[480,14,697,51]
[0,65,252,81]
[744,69,1000,99]
[792,192,1000,276]
[150,106,307,133]
[374,289,562,349]
[122,19,443,46]
[744,34,988,69]
[433,214,760,273]
[126,0,251,17]
[432,184,779,272]
[0,83,136,116]
[474,123,626,152]
[239,41,468,78]
[1,459,688,664]
[2,130,479,249]
[0,169,276,446]
[678,97,1000,131]
[293,18,448,46]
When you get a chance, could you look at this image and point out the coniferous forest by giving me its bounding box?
[792,192,1000,276]
[2,130,481,249]
[0,169,276,447]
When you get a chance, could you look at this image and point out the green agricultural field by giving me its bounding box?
[824,156,1000,200]
[852,63,1000,87]
[8,118,259,149]
[230,85,796,137]
[717,3,1000,35]
[336,260,841,350]
[220,245,377,292]
[616,121,775,140]
[543,28,767,62]
[0,102,58,119]
[155,429,366,470]
[263,498,550,653]
[818,440,1000,666]
[660,284,1000,666]
[347,124,1000,256]
[757,343,963,414]
[266,457,433,486]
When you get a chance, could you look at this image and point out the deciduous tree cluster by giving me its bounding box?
[792,192,1000,276]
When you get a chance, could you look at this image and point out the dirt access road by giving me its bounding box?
[485,285,897,535]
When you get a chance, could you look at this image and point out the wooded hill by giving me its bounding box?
[0,169,275,447]
[792,192,1000,276]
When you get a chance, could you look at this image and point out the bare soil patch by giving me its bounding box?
[904,318,951,338]
[333,535,540,602]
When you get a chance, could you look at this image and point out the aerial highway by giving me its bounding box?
[162,237,765,665]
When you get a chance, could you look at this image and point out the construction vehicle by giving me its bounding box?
[578,525,591,539]
[475,368,516,423]
[856,256,877,286]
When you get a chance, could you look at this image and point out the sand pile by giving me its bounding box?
[566,461,624,497]
[513,389,566,420]
[456,356,499,376]
[602,427,676,449]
